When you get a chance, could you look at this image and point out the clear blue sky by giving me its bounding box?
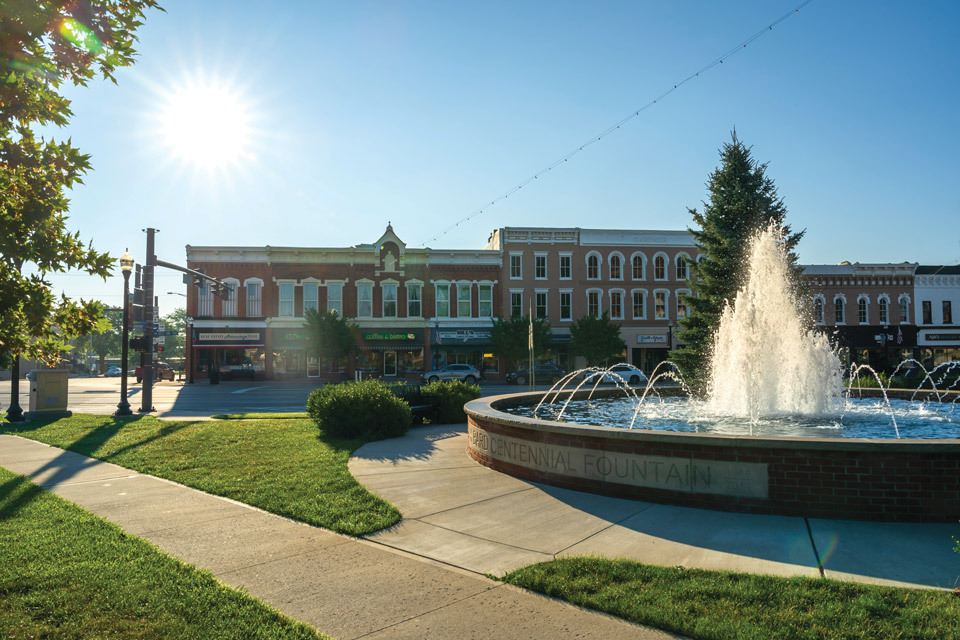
[38,0,960,314]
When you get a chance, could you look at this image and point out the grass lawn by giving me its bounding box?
[0,466,326,639]
[210,413,309,420]
[1,414,399,536]
[501,557,960,640]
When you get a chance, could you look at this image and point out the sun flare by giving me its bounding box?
[158,79,254,170]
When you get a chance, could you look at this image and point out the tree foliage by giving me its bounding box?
[86,307,122,373]
[488,314,552,370]
[673,132,804,393]
[160,307,186,360]
[570,312,626,366]
[0,0,162,368]
[305,309,356,370]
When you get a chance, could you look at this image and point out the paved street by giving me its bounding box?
[0,376,535,418]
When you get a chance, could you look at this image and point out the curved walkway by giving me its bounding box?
[349,424,960,590]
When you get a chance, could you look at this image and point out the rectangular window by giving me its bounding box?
[436,284,450,317]
[560,292,572,321]
[922,300,932,325]
[588,291,600,318]
[944,300,953,324]
[510,254,522,279]
[535,291,547,319]
[559,255,571,279]
[633,291,645,319]
[303,284,318,314]
[655,291,667,319]
[245,282,261,317]
[327,283,342,317]
[457,284,471,317]
[610,291,622,319]
[406,283,421,317]
[222,283,237,317]
[279,283,294,317]
[357,284,373,317]
[383,284,397,318]
[478,285,493,317]
[535,254,547,279]
[199,283,214,317]
[510,292,523,317]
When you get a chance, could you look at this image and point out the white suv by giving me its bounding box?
[420,364,482,385]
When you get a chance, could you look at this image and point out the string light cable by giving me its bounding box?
[422,0,815,246]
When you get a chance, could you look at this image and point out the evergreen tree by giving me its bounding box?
[673,132,803,393]
[570,312,626,366]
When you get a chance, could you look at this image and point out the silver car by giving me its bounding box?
[583,364,648,386]
[420,364,482,385]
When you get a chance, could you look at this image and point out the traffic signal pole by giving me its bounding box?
[141,228,156,412]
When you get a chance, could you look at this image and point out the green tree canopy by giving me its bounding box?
[305,309,357,371]
[0,0,162,368]
[86,307,122,374]
[160,308,186,361]
[673,132,804,393]
[488,315,552,370]
[570,312,626,366]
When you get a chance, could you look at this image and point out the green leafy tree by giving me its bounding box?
[160,308,186,360]
[86,307,122,374]
[305,309,357,372]
[570,312,626,366]
[673,132,804,394]
[488,315,552,370]
[0,1,162,369]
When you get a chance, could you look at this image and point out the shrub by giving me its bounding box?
[421,380,481,424]
[306,380,412,440]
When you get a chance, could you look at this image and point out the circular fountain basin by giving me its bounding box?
[465,389,960,523]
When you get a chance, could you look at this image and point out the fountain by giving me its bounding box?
[466,225,960,522]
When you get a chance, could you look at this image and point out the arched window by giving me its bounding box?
[631,253,645,280]
[878,296,889,324]
[857,295,869,324]
[834,297,845,324]
[654,254,667,280]
[898,295,910,323]
[587,253,600,280]
[675,253,689,281]
[813,297,824,324]
[609,254,622,280]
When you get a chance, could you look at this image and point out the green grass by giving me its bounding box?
[501,557,960,640]
[210,412,309,420]
[1,414,400,536]
[0,466,327,639]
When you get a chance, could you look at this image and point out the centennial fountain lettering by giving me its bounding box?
[469,424,768,498]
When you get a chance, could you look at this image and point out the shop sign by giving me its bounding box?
[637,335,666,344]
[198,332,261,342]
[285,332,310,341]
[926,333,960,341]
[435,329,491,344]
[364,332,417,341]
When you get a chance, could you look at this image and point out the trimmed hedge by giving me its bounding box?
[421,380,481,424]
[306,380,412,440]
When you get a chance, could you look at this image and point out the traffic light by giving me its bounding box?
[214,281,231,300]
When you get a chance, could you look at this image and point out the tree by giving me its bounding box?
[488,315,552,370]
[86,308,122,374]
[305,309,357,372]
[673,132,804,393]
[0,1,162,369]
[570,312,626,366]
[160,308,186,360]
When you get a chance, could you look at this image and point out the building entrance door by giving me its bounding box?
[383,351,397,377]
[307,356,320,378]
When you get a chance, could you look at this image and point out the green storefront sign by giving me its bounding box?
[364,332,417,341]
[284,332,310,341]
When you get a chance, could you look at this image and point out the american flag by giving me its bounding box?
[897,326,903,345]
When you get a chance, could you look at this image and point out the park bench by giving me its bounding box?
[386,384,438,424]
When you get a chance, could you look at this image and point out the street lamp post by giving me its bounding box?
[115,249,135,417]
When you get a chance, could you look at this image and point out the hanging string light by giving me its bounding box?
[423,0,815,246]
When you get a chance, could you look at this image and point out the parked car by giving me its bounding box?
[104,366,123,377]
[135,362,176,383]
[505,363,567,386]
[420,363,482,385]
[583,364,648,386]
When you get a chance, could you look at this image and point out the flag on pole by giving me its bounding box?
[897,326,903,345]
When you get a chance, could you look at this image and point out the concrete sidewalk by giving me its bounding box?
[0,434,674,640]
[349,425,960,590]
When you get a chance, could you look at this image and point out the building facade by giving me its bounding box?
[913,265,960,366]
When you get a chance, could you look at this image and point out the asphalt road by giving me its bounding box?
[0,376,535,419]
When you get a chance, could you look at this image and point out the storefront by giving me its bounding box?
[917,329,960,368]
[431,327,499,378]
[832,325,917,374]
[358,329,425,380]
[624,329,672,374]
[192,325,266,380]
[270,329,312,378]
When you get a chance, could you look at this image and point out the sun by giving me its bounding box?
[158,78,255,170]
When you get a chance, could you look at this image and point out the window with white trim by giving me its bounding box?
[535,291,547,319]
[327,283,342,317]
[858,296,869,324]
[357,283,373,318]
[535,253,547,280]
[587,253,600,280]
[610,290,623,319]
[407,283,421,317]
[199,282,213,317]
[303,283,319,314]
[436,283,450,317]
[899,295,910,323]
[279,283,295,317]
[677,289,690,319]
[510,291,523,317]
[676,253,689,281]
[221,280,238,317]
[478,284,493,317]
[510,254,522,279]
[245,281,261,317]
[632,290,646,319]
[609,254,622,280]
[559,254,572,280]
[654,254,667,281]
[814,296,824,324]
[922,300,932,325]
[382,283,397,318]
[835,297,845,324]
[560,291,572,321]
[457,283,471,317]
[587,290,601,318]
[631,253,645,280]
[878,296,889,324]
[655,290,667,319]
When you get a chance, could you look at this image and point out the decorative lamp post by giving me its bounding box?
[115,248,135,417]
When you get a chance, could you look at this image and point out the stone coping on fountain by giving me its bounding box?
[464,391,960,523]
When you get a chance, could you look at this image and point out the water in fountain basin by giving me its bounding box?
[707,224,844,417]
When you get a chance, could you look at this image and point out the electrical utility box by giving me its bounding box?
[27,369,72,418]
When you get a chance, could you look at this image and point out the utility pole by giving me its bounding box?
[141,228,156,412]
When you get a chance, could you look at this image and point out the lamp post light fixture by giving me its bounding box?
[115,248,135,417]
